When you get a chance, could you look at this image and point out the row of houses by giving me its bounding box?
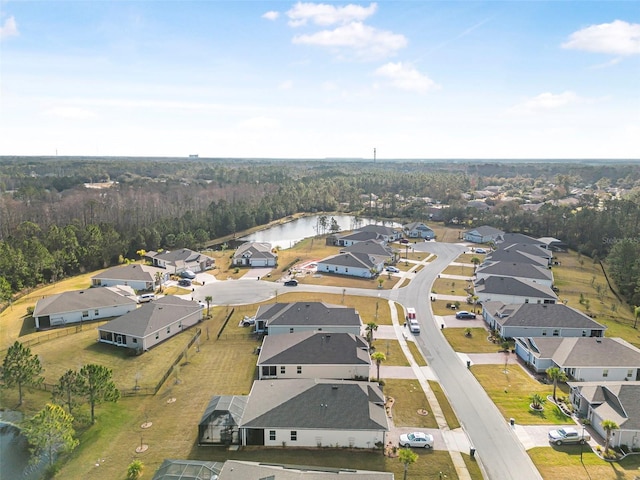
[198,301,390,450]
[471,229,640,450]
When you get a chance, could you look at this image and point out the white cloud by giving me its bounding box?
[42,106,97,120]
[374,62,439,93]
[562,20,640,56]
[509,91,585,114]
[279,80,293,90]
[293,21,407,59]
[238,116,280,129]
[262,11,280,21]
[286,2,377,27]
[0,15,19,40]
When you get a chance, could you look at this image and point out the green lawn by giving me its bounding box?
[441,265,475,277]
[372,339,410,367]
[529,446,640,480]
[382,379,438,429]
[471,364,571,425]
[443,328,512,354]
[428,380,461,430]
[407,341,428,366]
[432,278,472,297]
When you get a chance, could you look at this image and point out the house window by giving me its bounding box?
[167,326,171,334]
[280,366,286,374]
[536,299,541,304]
[582,330,587,337]
[297,366,302,374]
[542,330,547,336]
[524,299,529,303]
[291,431,297,441]
[552,329,560,336]
[155,332,159,340]
[627,370,633,378]
[345,268,349,273]
[603,369,609,378]
[82,311,89,318]
[94,309,99,316]
[262,366,276,376]
[132,338,137,344]
[269,430,276,441]
[289,328,294,334]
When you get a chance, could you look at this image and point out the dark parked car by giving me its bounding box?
[283,279,298,286]
[455,311,477,319]
[178,279,192,287]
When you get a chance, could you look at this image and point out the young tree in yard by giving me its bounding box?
[365,322,378,349]
[53,369,81,414]
[601,419,619,455]
[77,364,120,424]
[634,305,640,329]
[23,403,78,467]
[205,295,213,317]
[1,341,43,405]
[371,352,386,382]
[529,393,545,410]
[398,447,418,480]
[127,460,144,480]
[545,366,568,401]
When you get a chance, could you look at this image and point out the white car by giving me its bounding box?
[399,432,433,448]
[386,266,400,273]
[475,248,487,254]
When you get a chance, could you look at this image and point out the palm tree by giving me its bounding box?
[545,366,567,401]
[470,256,481,272]
[529,393,545,410]
[601,419,619,454]
[204,295,213,318]
[371,352,386,382]
[398,448,418,480]
[365,322,378,349]
[154,272,163,292]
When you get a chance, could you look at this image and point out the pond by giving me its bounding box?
[239,214,401,250]
[0,422,47,480]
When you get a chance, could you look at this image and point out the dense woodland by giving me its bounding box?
[1,157,639,305]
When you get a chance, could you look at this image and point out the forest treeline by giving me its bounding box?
[0,157,639,305]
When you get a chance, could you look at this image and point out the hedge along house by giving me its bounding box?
[98,296,203,352]
[198,395,247,446]
[239,379,389,448]
[33,286,138,330]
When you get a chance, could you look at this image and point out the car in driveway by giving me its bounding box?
[548,427,590,445]
[399,238,410,244]
[180,270,196,279]
[474,248,488,254]
[178,279,192,287]
[386,266,400,273]
[399,432,433,448]
[455,310,477,319]
[283,279,298,286]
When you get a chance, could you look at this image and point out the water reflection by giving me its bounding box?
[0,423,46,480]
[239,215,400,249]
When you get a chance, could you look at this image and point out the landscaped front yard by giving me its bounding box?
[443,328,511,354]
[471,364,570,425]
[529,445,640,479]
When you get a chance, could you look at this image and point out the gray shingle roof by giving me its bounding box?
[33,288,137,317]
[523,337,640,367]
[148,248,202,263]
[318,252,376,269]
[342,240,393,258]
[474,276,557,299]
[336,231,381,242]
[92,264,164,282]
[256,302,362,327]
[98,296,202,338]
[258,332,370,365]
[476,262,553,282]
[357,224,401,236]
[568,382,640,430]
[233,242,276,260]
[498,233,546,247]
[501,243,552,260]
[241,379,388,431]
[485,302,606,330]
[403,221,434,232]
[467,226,504,237]
[485,249,549,266]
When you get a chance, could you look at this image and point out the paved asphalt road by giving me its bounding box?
[194,242,543,480]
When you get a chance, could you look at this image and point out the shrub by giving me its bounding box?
[127,460,144,480]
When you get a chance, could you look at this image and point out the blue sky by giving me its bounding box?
[1,1,638,159]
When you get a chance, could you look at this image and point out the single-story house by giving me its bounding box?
[198,395,247,446]
[496,233,548,249]
[403,222,435,240]
[475,261,554,288]
[145,248,214,274]
[474,276,557,305]
[484,249,549,267]
[232,241,277,267]
[98,296,203,352]
[33,286,138,330]
[498,243,553,265]
[254,302,362,336]
[152,460,393,480]
[257,332,371,380]
[464,226,504,244]
[341,240,395,265]
[569,381,640,450]
[239,379,389,448]
[316,252,383,278]
[217,460,394,479]
[514,336,640,380]
[482,302,606,339]
[328,230,382,247]
[356,224,403,242]
[91,264,168,291]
